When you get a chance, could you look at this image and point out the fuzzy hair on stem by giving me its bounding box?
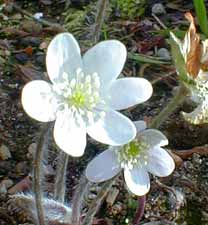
[8,193,72,224]
[54,150,69,203]
[72,175,89,225]
[33,124,51,225]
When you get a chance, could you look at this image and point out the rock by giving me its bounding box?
[27,143,37,159]
[15,161,29,175]
[152,3,166,15]
[0,183,7,194]
[157,48,171,60]
[35,53,45,66]
[0,179,13,189]
[20,36,41,47]
[0,144,11,160]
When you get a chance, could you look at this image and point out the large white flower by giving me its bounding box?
[86,121,175,196]
[21,33,153,157]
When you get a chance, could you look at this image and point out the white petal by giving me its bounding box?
[83,40,127,89]
[134,120,147,132]
[86,148,122,182]
[21,80,57,122]
[87,109,136,146]
[147,146,175,177]
[124,167,150,196]
[53,112,86,157]
[107,78,153,110]
[140,129,168,147]
[182,101,208,125]
[46,33,82,83]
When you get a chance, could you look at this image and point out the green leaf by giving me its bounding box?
[128,52,171,65]
[193,0,208,36]
[169,34,196,86]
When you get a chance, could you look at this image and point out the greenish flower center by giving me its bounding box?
[116,139,149,169]
[52,68,106,126]
[69,88,86,108]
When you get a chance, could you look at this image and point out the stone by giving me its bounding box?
[152,3,166,15]
[0,144,11,160]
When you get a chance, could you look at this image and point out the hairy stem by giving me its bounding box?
[54,151,69,203]
[92,0,109,43]
[82,179,115,225]
[33,124,50,225]
[72,176,89,225]
[132,195,146,225]
[149,85,188,129]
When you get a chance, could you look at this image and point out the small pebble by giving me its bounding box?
[33,12,43,20]
[27,143,37,159]
[0,144,11,160]
[157,48,171,60]
[0,183,7,194]
[0,179,13,189]
[152,3,166,15]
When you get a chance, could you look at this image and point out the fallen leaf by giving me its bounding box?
[8,175,32,194]
[185,12,201,78]
[172,146,208,159]
[17,65,45,82]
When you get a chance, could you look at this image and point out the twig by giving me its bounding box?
[72,176,89,225]
[54,151,69,203]
[152,13,168,29]
[92,0,109,43]
[82,179,115,225]
[33,124,50,225]
[132,195,146,225]
[12,3,65,32]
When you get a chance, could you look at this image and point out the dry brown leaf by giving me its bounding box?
[185,12,202,79]
[17,65,44,82]
[8,175,32,194]
[172,146,208,159]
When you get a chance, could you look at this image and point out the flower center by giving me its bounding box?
[53,68,105,126]
[116,139,149,170]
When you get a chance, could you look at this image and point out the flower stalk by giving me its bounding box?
[54,150,69,203]
[33,124,50,225]
[149,84,188,129]
[72,176,89,225]
[132,195,146,225]
[82,179,115,225]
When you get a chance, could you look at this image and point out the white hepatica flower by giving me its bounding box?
[21,33,153,157]
[86,121,175,196]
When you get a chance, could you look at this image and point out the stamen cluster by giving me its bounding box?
[52,68,105,126]
[116,139,149,170]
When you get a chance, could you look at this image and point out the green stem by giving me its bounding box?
[149,85,188,129]
[82,179,115,225]
[33,124,50,225]
[54,151,69,203]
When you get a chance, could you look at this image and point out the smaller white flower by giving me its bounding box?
[22,33,153,157]
[86,121,175,196]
